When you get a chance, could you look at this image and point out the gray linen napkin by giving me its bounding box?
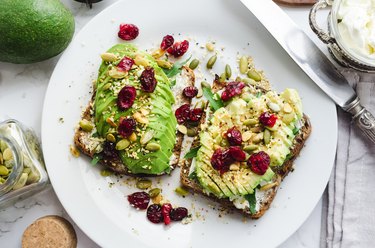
[321,70,375,248]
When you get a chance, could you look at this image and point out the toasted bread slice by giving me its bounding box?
[74,66,195,176]
[180,84,312,218]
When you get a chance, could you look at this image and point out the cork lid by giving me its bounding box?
[22,215,77,248]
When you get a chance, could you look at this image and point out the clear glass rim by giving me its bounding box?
[330,0,375,68]
[0,132,23,195]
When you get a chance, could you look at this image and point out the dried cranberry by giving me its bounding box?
[228,146,246,161]
[182,86,198,98]
[118,23,139,41]
[117,56,134,71]
[170,207,188,221]
[117,86,136,110]
[247,151,270,175]
[167,40,189,57]
[127,192,150,210]
[259,112,277,128]
[118,117,136,138]
[140,67,157,93]
[221,82,246,101]
[211,148,233,175]
[189,108,203,123]
[102,141,119,160]
[161,203,173,225]
[160,35,174,51]
[175,104,191,124]
[147,204,163,223]
[226,127,242,146]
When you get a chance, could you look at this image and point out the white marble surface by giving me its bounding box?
[0,1,329,247]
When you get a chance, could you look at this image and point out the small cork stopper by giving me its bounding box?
[22,215,77,248]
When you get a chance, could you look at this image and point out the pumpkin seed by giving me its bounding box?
[100,169,113,177]
[219,73,226,83]
[101,52,118,62]
[108,68,126,79]
[225,64,232,79]
[156,59,173,69]
[0,153,3,165]
[102,82,112,91]
[252,133,264,144]
[136,179,152,189]
[129,132,137,142]
[134,54,149,67]
[189,59,200,70]
[235,76,242,82]
[175,186,189,196]
[242,77,257,86]
[201,81,211,89]
[140,130,154,145]
[152,49,165,59]
[243,144,259,152]
[133,112,148,124]
[70,145,80,158]
[0,165,9,176]
[13,173,28,190]
[242,131,252,142]
[106,133,116,143]
[206,42,215,52]
[79,119,94,132]
[264,129,271,145]
[106,117,117,127]
[177,125,187,135]
[115,139,130,150]
[239,56,248,74]
[206,55,217,69]
[146,142,161,151]
[149,188,161,198]
[260,182,279,191]
[187,128,198,137]
[247,69,261,82]
[26,170,40,184]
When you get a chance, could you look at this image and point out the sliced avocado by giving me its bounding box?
[199,163,234,197]
[196,166,225,198]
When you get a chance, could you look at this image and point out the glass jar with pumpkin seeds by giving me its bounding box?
[0,119,48,207]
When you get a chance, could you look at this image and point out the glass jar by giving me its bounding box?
[309,0,375,72]
[0,119,48,207]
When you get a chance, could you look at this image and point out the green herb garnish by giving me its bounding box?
[202,86,224,111]
[163,56,191,78]
[184,146,201,159]
[244,192,257,215]
[91,153,102,165]
[188,171,198,181]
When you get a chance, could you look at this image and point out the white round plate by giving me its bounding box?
[42,0,337,247]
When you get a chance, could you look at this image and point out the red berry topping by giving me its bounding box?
[175,104,191,124]
[189,108,203,123]
[160,35,174,51]
[140,67,157,93]
[221,82,246,101]
[228,146,246,161]
[167,40,189,57]
[117,56,134,71]
[247,151,270,175]
[161,203,173,225]
[182,86,198,98]
[170,207,188,221]
[127,192,150,210]
[118,23,139,41]
[226,127,242,146]
[118,117,136,138]
[102,142,119,160]
[147,204,163,223]
[117,86,136,110]
[211,148,233,175]
[259,112,277,128]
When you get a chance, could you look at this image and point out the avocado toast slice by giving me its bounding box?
[74,43,195,176]
[180,83,311,218]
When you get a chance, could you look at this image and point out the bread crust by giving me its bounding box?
[180,109,312,218]
[74,66,195,176]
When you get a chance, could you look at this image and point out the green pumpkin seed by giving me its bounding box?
[108,68,127,79]
[247,69,262,82]
[0,153,3,164]
[26,170,40,184]
[175,186,189,196]
[225,64,232,79]
[102,82,112,91]
[146,142,161,151]
[0,177,5,184]
[0,165,9,176]
[243,145,258,152]
[3,148,13,161]
[189,59,200,70]
[244,119,258,126]
[115,139,130,150]
[13,173,28,190]
[140,130,154,145]
[264,129,271,145]
[239,56,248,74]
[79,119,94,132]
[156,59,173,69]
[242,77,257,86]
[100,169,113,177]
[23,167,31,174]
[101,52,118,62]
[201,81,211,89]
[106,133,116,143]
[136,179,152,189]
[187,128,198,137]
[235,76,242,82]
[149,188,161,198]
[219,73,226,83]
[206,55,217,69]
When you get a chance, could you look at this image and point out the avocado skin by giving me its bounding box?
[0,0,75,64]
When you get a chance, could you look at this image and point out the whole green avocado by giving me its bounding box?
[0,0,75,64]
